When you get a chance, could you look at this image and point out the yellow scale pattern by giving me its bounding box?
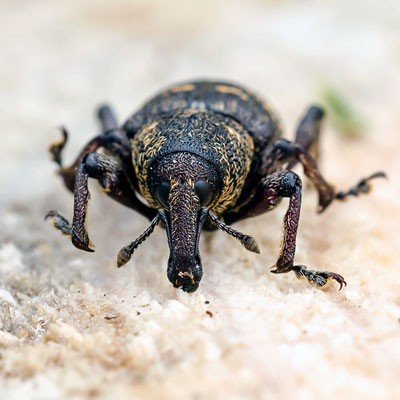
[131,109,254,215]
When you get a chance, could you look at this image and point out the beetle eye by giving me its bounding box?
[155,181,171,208]
[194,180,213,207]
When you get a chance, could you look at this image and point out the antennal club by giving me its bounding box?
[208,211,260,254]
[117,213,161,268]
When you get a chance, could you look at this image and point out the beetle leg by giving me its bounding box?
[49,127,105,192]
[45,210,72,238]
[80,153,154,218]
[258,139,335,210]
[335,171,387,201]
[287,105,324,169]
[290,266,347,290]
[291,144,336,212]
[259,138,385,213]
[46,152,156,251]
[49,104,134,193]
[49,126,68,167]
[97,104,118,131]
[226,171,346,290]
[291,146,386,212]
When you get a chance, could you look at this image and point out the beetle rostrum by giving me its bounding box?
[46,80,385,292]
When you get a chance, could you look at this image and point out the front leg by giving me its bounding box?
[46,155,95,251]
[226,171,346,290]
[46,153,156,252]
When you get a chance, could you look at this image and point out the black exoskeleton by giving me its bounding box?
[46,81,385,292]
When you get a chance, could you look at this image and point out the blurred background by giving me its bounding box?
[1,0,399,199]
[0,1,399,399]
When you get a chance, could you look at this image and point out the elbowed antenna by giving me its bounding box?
[207,210,260,254]
[117,213,161,268]
[116,208,260,269]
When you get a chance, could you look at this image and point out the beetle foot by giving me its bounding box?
[45,210,95,252]
[49,127,69,167]
[335,171,387,202]
[292,265,347,290]
[45,210,72,237]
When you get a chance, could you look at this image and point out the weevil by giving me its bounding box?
[46,80,385,292]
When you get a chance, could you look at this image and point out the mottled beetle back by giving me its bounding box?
[123,81,282,155]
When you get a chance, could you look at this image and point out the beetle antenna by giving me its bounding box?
[208,211,260,254]
[117,213,161,268]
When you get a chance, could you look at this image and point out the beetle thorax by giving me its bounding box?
[130,110,255,214]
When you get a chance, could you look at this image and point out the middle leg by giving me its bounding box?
[49,105,134,193]
[258,138,385,212]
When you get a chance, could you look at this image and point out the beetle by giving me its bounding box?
[46,80,385,292]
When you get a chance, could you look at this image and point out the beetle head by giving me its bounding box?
[150,152,221,292]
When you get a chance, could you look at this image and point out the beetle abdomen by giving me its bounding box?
[124,80,281,154]
[131,109,254,214]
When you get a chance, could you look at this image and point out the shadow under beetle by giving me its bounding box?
[46,81,385,292]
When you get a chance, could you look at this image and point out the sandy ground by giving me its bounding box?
[1,0,400,399]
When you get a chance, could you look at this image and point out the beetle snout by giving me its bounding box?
[167,256,202,293]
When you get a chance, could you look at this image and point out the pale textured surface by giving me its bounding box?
[1,1,400,399]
